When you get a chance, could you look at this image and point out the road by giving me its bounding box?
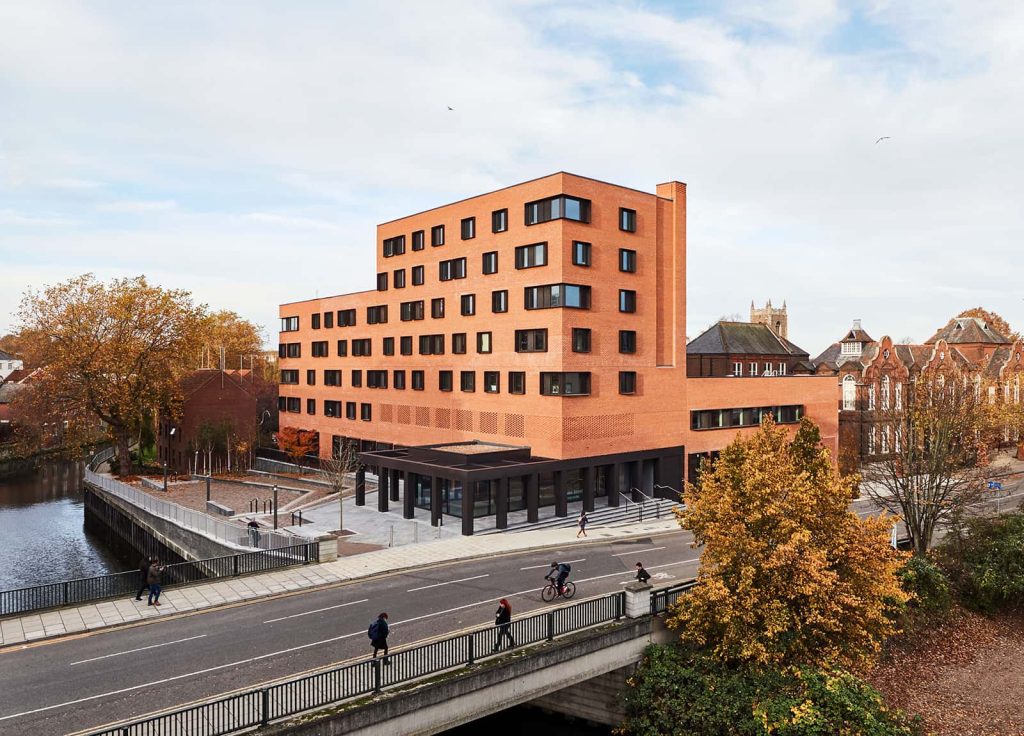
[0,530,698,736]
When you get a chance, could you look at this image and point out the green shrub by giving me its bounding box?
[618,644,920,736]
[898,555,952,615]
[938,511,1024,612]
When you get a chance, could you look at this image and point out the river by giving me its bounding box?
[0,461,131,590]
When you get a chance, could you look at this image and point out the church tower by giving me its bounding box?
[750,299,788,339]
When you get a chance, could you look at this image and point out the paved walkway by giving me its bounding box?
[0,517,681,647]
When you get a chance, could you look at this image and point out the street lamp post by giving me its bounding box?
[163,462,168,492]
[273,484,279,529]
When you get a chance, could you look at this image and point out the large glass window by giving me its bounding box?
[419,334,445,355]
[619,208,637,232]
[619,289,637,313]
[540,372,591,396]
[619,249,637,273]
[337,309,356,327]
[691,405,804,430]
[515,329,547,353]
[383,235,405,257]
[367,305,387,324]
[324,400,341,417]
[400,300,424,321]
[524,195,591,225]
[311,341,329,357]
[509,372,526,395]
[439,257,467,281]
[280,316,299,332]
[525,284,591,310]
[324,370,341,386]
[515,243,547,269]
[572,241,591,267]
[280,369,299,384]
[572,328,591,353]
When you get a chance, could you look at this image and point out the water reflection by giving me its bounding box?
[0,461,131,590]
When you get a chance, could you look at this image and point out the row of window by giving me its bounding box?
[690,405,803,431]
[733,362,789,377]
[279,396,373,421]
[380,195,638,259]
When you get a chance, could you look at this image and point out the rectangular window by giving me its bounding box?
[412,370,425,390]
[284,343,301,358]
[367,370,388,389]
[778,362,787,376]
[376,272,388,291]
[383,337,395,356]
[306,369,316,385]
[460,293,476,316]
[524,195,591,225]
[393,269,406,289]
[482,251,498,275]
[540,372,591,396]
[280,369,299,384]
[619,249,637,273]
[346,401,356,420]
[311,313,321,330]
[515,242,547,269]
[452,332,467,354]
[484,371,500,393]
[419,334,445,355]
[367,305,388,324]
[619,290,637,313]
[515,328,548,353]
[312,341,329,357]
[286,397,301,413]
[525,284,591,310]
[619,371,637,395]
[690,406,803,430]
[351,339,371,357]
[393,369,406,390]
[749,362,758,376]
[572,328,591,353]
[336,339,348,357]
[460,371,476,392]
[431,224,445,247]
[400,300,424,321]
[619,207,637,233]
[383,235,405,257]
[572,241,591,267]
[461,216,476,240]
[619,330,637,354]
[477,331,492,354]
[509,371,526,395]
[400,336,413,355]
[492,208,508,233]
[351,369,362,387]
[431,297,445,319]
[438,257,467,281]
[439,370,453,392]
[324,370,341,386]
[324,311,334,329]
[337,309,356,327]
[733,362,743,376]
[412,265,424,285]
[412,230,425,251]
[360,403,372,421]
[324,400,341,418]
[278,396,286,411]
[280,316,299,332]
[491,290,508,313]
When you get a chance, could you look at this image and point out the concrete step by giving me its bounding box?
[484,499,683,535]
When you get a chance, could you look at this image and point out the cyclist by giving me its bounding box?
[545,561,572,595]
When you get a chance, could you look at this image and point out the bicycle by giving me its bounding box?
[541,579,577,602]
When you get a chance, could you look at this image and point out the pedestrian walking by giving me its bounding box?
[635,562,651,584]
[368,612,390,663]
[492,598,515,652]
[134,556,153,601]
[147,558,166,606]
[577,510,589,538]
[247,518,261,547]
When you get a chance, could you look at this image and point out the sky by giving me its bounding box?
[1,0,1021,355]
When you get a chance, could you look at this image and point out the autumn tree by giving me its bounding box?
[671,418,908,670]
[320,437,359,533]
[957,307,1019,341]
[196,309,265,370]
[277,426,318,467]
[861,373,1000,555]
[15,274,205,476]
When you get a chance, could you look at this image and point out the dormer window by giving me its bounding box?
[841,342,862,356]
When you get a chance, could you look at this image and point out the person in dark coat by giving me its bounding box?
[635,562,651,584]
[147,558,166,606]
[134,557,153,601]
[492,598,515,652]
[369,612,390,664]
[576,511,589,538]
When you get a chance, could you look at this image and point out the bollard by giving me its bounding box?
[389,525,394,547]
[205,475,211,503]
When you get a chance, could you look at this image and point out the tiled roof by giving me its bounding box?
[180,369,255,398]
[0,350,15,361]
[686,321,810,357]
[926,317,1010,345]
[982,346,1012,380]
[840,327,874,343]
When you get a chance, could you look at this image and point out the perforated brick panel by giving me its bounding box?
[504,413,525,438]
[396,405,411,424]
[435,407,451,429]
[415,406,430,427]
[479,411,498,434]
[562,414,635,442]
[380,403,394,423]
[455,409,472,431]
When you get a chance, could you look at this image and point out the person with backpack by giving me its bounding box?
[635,562,651,584]
[492,598,515,652]
[576,511,589,538]
[368,612,390,663]
[134,556,153,601]
[545,561,571,595]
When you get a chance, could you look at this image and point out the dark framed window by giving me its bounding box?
[286,397,300,413]
[431,224,445,246]
[412,230,425,251]
[278,396,286,411]
[492,208,508,233]
[367,370,388,389]
[351,339,371,356]
[412,265,424,286]
[324,400,341,417]
[312,341,329,357]
[351,369,362,387]
[509,371,526,395]
[324,370,341,386]
[452,333,467,354]
[439,370,453,392]
[482,251,498,275]
[492,290,508,313]
[324,311,334,329]
[311,313,321,330]
[572,241,591,267]
[515,242,547,269]
[419,334,445,355]
[383,235,406,257]
[619,290,637,313]
[540,372,591,396]
[376,272,388,291]
[412,370,424,390]
[524,284,591,310]
[484,371,500,393]
[307,398,316,415]
[439,257,467,281]
[524,195,591,225]
[460,293,476,316]
[280,316,299,332]
[280,369,299,384]
[431,297,445,319]
[367,305,388,324]
[619,207,637,233]
[690,405,804,431]
[460,371,476,392]
[360,403,372,421]
[619,330,637,354]
[400,300,424,321]
[393,370,406,390]
[337,309,356,327]
[515,328,547,353]
[336,339,348,357]
[284,343,301,358]
[619,371,637,395]
[400,336,413,355]
[393,269,406,289]
[572,328,591,353]
[383,337,395,356]
[619,249,637,273]
[461,216,476,240]
[346,401,357,420]
[477,331,492,354]
[306,369,316,385]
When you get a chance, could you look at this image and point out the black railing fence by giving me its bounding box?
[0,543,318,618]
[86,589,646,736]
[650,580,699,615]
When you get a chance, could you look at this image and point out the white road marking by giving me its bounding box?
[611,546,665,557]
[407,574,489,592]
[264,599,369,624]
[69,635,208,666]
[520,558,585,570]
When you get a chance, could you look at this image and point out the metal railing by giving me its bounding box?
[650,580,699,615]
[84,467,297,550]
[87,591,632,736]
[0,543,319,617]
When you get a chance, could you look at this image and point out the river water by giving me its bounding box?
[0,461,131,590]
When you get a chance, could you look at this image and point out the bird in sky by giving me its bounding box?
[447,106,454,111]
[875,136,891,144]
